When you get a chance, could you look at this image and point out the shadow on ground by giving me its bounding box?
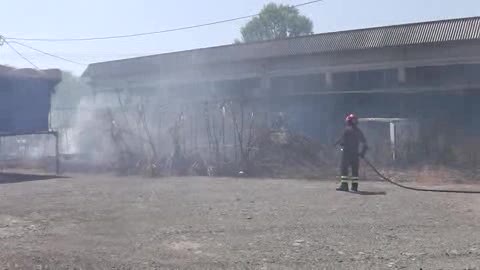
[0,173,68,185]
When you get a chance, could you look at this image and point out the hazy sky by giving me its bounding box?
[1,0,479,75]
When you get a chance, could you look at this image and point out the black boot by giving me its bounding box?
[351,182,358,192]
[336,182,349,192]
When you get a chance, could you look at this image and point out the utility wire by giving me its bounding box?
[9,41,86,66]
[5,0,324,42]
[3,40,39,69]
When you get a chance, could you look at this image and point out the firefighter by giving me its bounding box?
[335,114,368,192]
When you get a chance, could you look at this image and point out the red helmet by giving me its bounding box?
[345,114,358,125]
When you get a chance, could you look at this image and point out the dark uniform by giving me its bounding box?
[336,124,368,191]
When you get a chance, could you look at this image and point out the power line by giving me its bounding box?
[5,0,324,42]
[9,41,86,66]
[3,40,39,69]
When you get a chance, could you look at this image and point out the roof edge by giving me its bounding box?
[85,16,480,68]
[0,66,62,83]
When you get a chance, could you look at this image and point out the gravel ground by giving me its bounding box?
[0,174,479,269]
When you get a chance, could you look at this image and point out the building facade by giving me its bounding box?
[82,16,480,164]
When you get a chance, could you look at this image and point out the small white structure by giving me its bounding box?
[359,118,418,163]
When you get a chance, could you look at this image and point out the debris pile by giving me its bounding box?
[250,129,337,178]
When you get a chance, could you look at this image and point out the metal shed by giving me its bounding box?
[0,66,62,173]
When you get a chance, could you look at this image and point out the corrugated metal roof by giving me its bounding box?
[83,16,480,79]
[0,65,61,82]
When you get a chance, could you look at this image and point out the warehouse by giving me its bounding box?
[83,16,480,165]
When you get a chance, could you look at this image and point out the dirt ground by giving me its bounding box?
[0,173,479,269]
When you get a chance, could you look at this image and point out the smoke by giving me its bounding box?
[68,95,114,161]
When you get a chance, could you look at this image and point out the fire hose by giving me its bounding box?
[361,157,480,194]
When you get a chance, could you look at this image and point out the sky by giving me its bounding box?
[1,0,479,75]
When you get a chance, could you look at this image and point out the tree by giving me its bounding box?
[240,3,313,43]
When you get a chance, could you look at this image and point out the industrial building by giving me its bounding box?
[83,16,480,164]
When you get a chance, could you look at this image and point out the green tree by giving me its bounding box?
[240,3,313,43]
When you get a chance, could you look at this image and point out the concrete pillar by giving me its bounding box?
[261,75,271,90]
[54,131,60,175]
[257,76,271,98]
[325,72,333,89]
[390,122,396,162]
[208,81,217,96]
[398,67,406,84]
